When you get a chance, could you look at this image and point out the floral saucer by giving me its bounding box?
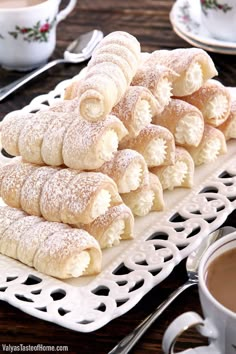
[172,23,236,55]
[169,0,236,50]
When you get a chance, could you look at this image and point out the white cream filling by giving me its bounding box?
[83,98,104,120]
[161,161,188,190]
[185,62,203,93]
[204,94,228,124]
[98,129,119,162]
[174,62,203,95]
[196,138,221,165]
[91,189,111,219]
[118,162,142,193]
[130,190,155,216]
[66,251,91,277]
[155,77,172,107]
[175,114,204,146]
[133,99,152,132]
[144,138,167,166]
[101,219,125,248]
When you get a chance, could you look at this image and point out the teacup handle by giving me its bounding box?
[162,311,220,354]
[56,0,77,24]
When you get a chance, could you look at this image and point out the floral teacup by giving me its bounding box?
[200,0,236,42]
[0,0,77,71]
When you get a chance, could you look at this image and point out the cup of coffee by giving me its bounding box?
[162,230,236,354]
[200,0,236,42]
[0,0,77,71]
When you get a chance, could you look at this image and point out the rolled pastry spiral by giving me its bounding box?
[77,204,134,249]
[121,172,165,216]
[150,147,195,190]
[119,124,176,168]
[185,125,227,166]
[0,161,122,224]
[0,110,128,170]
[181,79,231,127]
[149,48,218,96]
[71,31,141,122]
[153,98,205,147]
[96,149,149,193]
[112,86,159,138]
[132,58,179,113]
[0,206,102,279]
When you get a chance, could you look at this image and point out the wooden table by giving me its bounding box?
[0,1,235,353]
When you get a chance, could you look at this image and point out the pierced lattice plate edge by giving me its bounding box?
[0,75,235,332]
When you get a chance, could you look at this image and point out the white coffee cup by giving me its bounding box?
[0,0,77,71]
[200,0,236,42]
[162,231,236,354]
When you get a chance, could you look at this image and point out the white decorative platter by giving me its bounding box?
[170,0,236,52]
[0,75,236,333]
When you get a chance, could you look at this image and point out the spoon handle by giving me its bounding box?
[0,58,66,102]
[108,280,195,354]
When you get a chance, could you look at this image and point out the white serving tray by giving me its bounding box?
[0,76,235,333]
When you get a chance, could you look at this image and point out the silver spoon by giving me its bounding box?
[108,226,235,354]
[0,29,104,102]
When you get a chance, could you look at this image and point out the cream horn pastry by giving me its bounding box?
[153,99,204,147]
[41,112,76,166]
[119,124,175,168]
[1,111,128,170]
[96,149,149,193]
[0,206,102,279]
[121,172,164,217]
[1,110,70,165]
[75,31,141,122]
[0,161,122,224]
[150,147,195,190]
[185,125,227,166]
[0,111,35,156]
[1,161,38,209]
[181,79,231,127]
[218,88,236,140]
[150,48,218,96]
[112,86,159,138]
[132,61,179,112]
[0,205,26,236]
[21,166,60,216]
[94,31,141,64]
[76,204,134,249]
[62,114,128,170]
[58,171,122,225]
[18,110,61,165]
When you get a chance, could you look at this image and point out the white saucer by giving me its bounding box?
[172,23,236,55]
[170,0,236,50]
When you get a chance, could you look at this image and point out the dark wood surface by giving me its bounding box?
[0,1,236,353]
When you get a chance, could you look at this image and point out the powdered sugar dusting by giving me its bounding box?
[21,166,59,216]
[62,115,127,170]
[1,112,34,156]
[1,162,38,208]
[0,214,42,257]
[0,206,26,235]
[41,112,76,166]
[40,169,79,222]
[18,111,58,164]
[60,172,114,224]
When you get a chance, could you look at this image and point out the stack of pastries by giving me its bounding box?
[0,31,235,279]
